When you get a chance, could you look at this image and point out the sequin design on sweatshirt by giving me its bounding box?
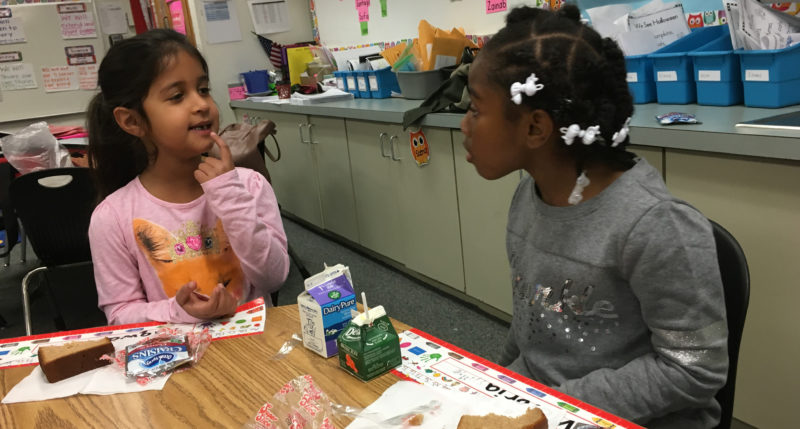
[133,218,245,301]
[514,276,620,353]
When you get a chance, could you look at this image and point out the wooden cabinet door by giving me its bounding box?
[453,133,520,314]
[309,116,359,243]
[396,127,465,291]
[264,111,322,227]
[346,120,404,262]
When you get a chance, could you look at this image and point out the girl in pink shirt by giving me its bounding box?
[86,30,289,325]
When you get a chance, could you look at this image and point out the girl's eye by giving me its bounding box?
[168,92,183,101]
[469,104,478,117]
[199,87,211,95]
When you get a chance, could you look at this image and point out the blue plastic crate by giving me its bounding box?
[649,26,727,104]
[341,70,359,98]
[333,71,349,93]
[736,42,800,108]
[368,67,401,99]
[625,55,656,104]
[355,70,372,99]
[688,28,742,106]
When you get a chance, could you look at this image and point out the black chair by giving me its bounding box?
[10,167,98,335]
[0,162,26,267]
[710,220,750,429]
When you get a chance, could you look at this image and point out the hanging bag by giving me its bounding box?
[212,120,280,183]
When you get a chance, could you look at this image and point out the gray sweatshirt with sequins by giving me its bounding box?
[500,159,728,428]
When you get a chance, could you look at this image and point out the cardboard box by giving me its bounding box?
[337,305,402,381]
[297,264,357,358]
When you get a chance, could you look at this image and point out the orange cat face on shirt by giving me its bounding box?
[133,218,245,300]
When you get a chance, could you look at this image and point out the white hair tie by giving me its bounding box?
[611,117,631,147]
[510,73,544,105]
[560,124,601,146]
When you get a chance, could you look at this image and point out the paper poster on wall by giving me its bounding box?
[0,62,35,90]
[203,0,242,44]
[248,0,290,34]
[58,3,98,39]
[356,0,369,21]
[486,0,507,14]
[97,1,128,35]
[380,0,387,17]
[65,45,96,65]
[0,51,21,62]
[42,65,79,92]
[0,16,26,45]
[78,64,97,90]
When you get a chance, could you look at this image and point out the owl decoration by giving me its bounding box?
[687,13,704,29]
[718,10,727,25]
[409,129,430,167]
[703,11,716,25]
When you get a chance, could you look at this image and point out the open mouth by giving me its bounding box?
[189,123,212,131]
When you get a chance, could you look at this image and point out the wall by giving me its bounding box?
[187,0,313,126]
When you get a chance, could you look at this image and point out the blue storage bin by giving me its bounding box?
[625,55,656,103]
[688,28,742,106]
[334,71,349,92]
[341,71,359,98]
[736,42,800,108]
[355,70,372,99]
[649,26,727,104]
[368,67,401,99]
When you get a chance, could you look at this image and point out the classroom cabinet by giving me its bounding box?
[234,109,358,242]
[346,120,465,290]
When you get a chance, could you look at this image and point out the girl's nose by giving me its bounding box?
[192,92,210,112]
[460,113,470,136]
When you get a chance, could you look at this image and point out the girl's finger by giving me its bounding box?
[210,132,233,166]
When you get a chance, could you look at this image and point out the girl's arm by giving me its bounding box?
[201,168,289,299]
[89,203,203,325]
[558,203,728,425]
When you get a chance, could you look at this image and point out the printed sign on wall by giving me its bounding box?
[77,63,97,90]
[0,16,25,45]
[42,65,79,92]
[0,61,36,90]
[59,3,97,39]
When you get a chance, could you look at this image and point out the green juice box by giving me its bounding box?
[336,305,401,382]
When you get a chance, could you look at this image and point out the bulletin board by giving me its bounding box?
[0,1,106,123]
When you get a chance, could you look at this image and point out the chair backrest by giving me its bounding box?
[710,220,750,429]
[0,162,20,257]
[10,167,96,267]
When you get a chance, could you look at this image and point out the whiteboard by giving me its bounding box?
[0,1,107,123]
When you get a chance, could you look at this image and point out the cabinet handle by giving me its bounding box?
[298,123,309,144]
[390,135,402,161]
[379,132,391,158]
[308,123,318,144]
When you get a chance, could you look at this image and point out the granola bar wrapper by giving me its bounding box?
[251,375,335,429]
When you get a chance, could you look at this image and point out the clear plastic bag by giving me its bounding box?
[0,121,73,174]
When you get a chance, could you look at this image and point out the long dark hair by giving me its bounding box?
[479,5,636,171]
[87,29,209,199]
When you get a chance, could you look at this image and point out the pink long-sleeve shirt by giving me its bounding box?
[89,168,289,325]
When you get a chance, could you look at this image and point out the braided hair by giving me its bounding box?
[479,5,635,171]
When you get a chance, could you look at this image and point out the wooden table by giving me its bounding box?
[0,305,411,428]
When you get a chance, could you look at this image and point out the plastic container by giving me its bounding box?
[736,42,800,108]
[649,26,727,104]
[240,70,270,94]
[355,70,372,99]
[625,55,656,104]
[333,71,349,93]
[689,28,742,106]
[395,70,446,99]
[341,70,359,98]
[368,67,401,99]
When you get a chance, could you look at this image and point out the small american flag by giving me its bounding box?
[255,34,285,69]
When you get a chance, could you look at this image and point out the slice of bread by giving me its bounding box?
[457,407,548,429]
[38,338,115,383]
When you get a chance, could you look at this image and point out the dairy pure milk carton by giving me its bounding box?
[297,264,357,358]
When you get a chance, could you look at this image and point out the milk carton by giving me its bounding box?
[337,305,402,382]
[297,264,357,358]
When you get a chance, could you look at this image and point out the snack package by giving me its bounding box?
[106,328,211,385]
[656,112,700,125]
[250,375,336,429]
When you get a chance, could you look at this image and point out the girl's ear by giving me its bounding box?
[113,106,146,138]
[524,109,555,149]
